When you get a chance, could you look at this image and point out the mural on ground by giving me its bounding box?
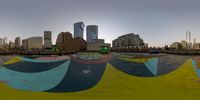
[0,53,200,100]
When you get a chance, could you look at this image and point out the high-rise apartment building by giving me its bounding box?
[44,31,52,49]
[0,38,3,48]
[74,22,85,38]
[86,25,98,43]
[15,37,21,49]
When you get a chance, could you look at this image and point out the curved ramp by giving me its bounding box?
[2,60,67,73]
[0,56,17,65]
[36,56,70,60]
[1,58,200,100]
[144,58,158,76]
[3,56,22,65]
[0,60,70,92]
[110,54,189,77]
[47,60,106,92]
[109,56,155,77]
[157,55,189,76]
[21,57,68,63]
[191,59,200,77]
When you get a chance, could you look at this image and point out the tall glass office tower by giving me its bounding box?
[74,22,85,38]
[86,25,98,43]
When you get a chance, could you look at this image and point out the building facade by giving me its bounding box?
[62,37,86,52]
[3,37,7,47]
[193,43,200,50]
[56,32,86,52]
[8,41,15,49]
[93,39,105,43]
[112,33,145,50]
[87,42,111,51]
[170,42,182,50]
[86,38,111,51]
[15,37,21,49]
[86,25,98,43]
[27,37,43,50]
[0,38,3,49]
[22,39,28,50]
[180,40,188,50]
[74,22,85,38]
[56,32,73,50]
[44,31,52,49]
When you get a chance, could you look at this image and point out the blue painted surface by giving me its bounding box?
[192,60,200,77]
[0,60,70,92]
[156,55,188,76]
[144,58,158,76]
[47,60,106,92]
[3,60,67,73]
[109,56,154,77]
[21,57,67,63]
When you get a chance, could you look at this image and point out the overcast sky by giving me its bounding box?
[0,0,200,47]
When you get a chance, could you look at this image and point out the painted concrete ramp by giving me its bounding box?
[109,56,155,77]
[2,56,22,65]
[144,58,158,76]
[47,60,106,92]
[2,60,67,73]
[157,55,189,76]
[36,56,70,60]
[192,59,200,77]
[0,55,17,65]
[0,60,70,92]
[21,57,68,63]
[111,54,189,77]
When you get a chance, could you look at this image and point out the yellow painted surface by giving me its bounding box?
[3,56,22,65]
[0,59,200,100]
[119,57,153,63]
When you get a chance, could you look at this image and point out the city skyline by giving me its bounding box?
[1,0,200,47]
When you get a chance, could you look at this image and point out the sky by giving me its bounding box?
[0,0,200,47]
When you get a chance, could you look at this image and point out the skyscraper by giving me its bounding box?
[0,38,3,48]
[8,41,15,49]
[22,39,28,50]
[15,37,21,49]
[44,31,52,49]
[3,37,7,46]
[86,25,98,43]
[186,31,192,50]
[74,22,85,38]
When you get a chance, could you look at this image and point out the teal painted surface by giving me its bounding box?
[144,58,158,76]
[0,60,70,92]
[192,60,200,77]
[21,57,67,63]
[78,54,102,60]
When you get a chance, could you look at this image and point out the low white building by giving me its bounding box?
[87,42,111,51]
[86,38,111,51]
